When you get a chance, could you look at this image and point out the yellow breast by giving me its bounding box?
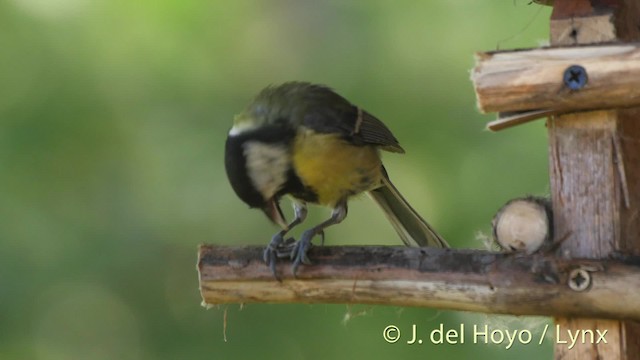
[292,129,383,206]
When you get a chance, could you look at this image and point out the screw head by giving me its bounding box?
[568,268,591,291]
[563,65,588,90]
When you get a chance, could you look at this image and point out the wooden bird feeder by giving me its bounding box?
[472,0,640,358]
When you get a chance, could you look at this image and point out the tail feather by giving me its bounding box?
[368,176,448,248]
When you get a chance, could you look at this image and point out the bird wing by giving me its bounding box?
[295,83,405,153]
[356,110,405,153]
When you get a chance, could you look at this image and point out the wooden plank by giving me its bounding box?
[472,44,640,113]
[197,245,640,320]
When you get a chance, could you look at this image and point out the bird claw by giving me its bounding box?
[265,230,320,277]
[264,234,295,278]
[263,246,279,279]
[276,237,296,258]
[291,230,315,276]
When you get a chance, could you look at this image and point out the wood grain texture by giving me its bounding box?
[548,112,628,359]
[197,245,640,320]
[472,44,640,113]
[550,14,615,46]
[549,112,619,258]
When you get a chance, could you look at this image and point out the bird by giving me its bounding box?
[224,82,448,275]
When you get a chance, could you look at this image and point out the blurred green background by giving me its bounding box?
[1,1,554,359]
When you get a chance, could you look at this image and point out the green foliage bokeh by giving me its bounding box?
[1,1,553,359]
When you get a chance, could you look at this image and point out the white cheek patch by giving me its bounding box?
[243,141,290,199]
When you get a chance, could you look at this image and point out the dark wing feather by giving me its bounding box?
[358,110,404,153]
[290,82,404,153]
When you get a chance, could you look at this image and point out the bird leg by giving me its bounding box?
[291,200,348,275]
[264,202,307,276]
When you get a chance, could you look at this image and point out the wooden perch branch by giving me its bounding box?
[472,43,640,114]
[198,245,640,320]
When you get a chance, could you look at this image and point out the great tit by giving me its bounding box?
[225,82,448,275]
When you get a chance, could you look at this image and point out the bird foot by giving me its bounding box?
[290,230,317,276]
[263,234,296,278]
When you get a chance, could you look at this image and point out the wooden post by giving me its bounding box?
[549,0,640,358]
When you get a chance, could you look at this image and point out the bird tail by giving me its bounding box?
[368,174,448,248]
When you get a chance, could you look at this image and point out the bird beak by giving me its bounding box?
[263,198,288,230]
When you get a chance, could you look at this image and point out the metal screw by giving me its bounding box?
[563,65,588,90]
[568,268,591,291]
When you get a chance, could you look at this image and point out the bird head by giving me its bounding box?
[224,94,295,230]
